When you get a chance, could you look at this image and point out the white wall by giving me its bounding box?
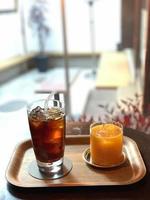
[0,13,24,60]
[44,0,63,52]
[47,0,121,53]
[0,0,121,61]
[65,0,121,53]
[0,0,38,61]
[95,0,121,51]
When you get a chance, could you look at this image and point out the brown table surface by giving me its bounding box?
[0,121,150,200]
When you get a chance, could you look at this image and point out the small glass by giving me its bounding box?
[90,122,123,166]
[27,98,65,176]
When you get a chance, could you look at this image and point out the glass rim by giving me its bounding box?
[27,98,64,112]
[90,121,123,129]
[90,121,123,137]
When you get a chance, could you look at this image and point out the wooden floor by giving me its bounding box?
[96,51,133,88]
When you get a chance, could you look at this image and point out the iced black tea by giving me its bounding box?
[28,104,65,165]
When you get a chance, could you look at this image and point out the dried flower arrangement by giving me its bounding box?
[69,94,150,134]
[98,93,150,134]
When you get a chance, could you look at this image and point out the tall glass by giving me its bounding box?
[27,98,65,175]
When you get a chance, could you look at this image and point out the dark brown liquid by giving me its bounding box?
[28,106,65,163]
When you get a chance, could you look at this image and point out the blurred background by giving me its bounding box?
[0,0,149,120]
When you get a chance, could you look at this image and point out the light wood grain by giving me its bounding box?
[0,52,38,71]
[96,51,132,88]
[5,135,146,188]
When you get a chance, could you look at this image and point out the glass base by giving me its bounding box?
[37,158,63,175]
[28,157,72,180]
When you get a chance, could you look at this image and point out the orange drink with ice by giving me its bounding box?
[90,122,123,166]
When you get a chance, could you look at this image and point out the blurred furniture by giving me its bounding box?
[143,1,150,114]
[119,0,150,115]
[0,52,38,72]
[0,52,38,84]
[95,51,132,88]
[119,0,143,68]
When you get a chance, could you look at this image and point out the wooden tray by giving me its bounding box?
[5,135,146,188]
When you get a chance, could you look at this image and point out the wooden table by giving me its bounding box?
[0,121,150,200]
[95,51,132,88]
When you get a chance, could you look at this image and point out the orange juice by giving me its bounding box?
[90,122,123,166]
